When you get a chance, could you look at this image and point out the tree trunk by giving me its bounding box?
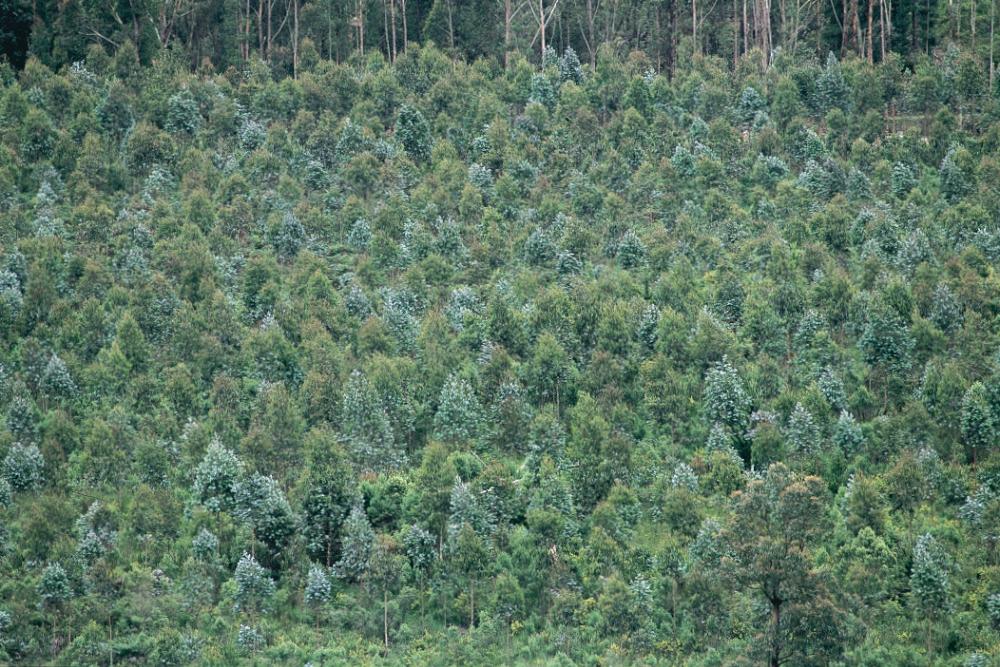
[734,0,741,65]
[540,0,547,57]
[879,0,887,60]
[692,0,698,54]
[383,589,390,651]
[469,579,476,627]
[990,0,997,91]
[390,0,397,61]
[866,0,874,61]
[292,0,299,76]
[505,0,513,68]
[770,599,782,667]
[401,0,408,51]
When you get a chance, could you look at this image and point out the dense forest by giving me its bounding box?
[3,1,1000,665]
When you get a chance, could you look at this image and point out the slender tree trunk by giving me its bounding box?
[991,0,995,88]
[734,0,741,65]
[692,0,698,53]
[266,0,272,59]
[972,0,978,48]
[292,0,299,76]
[540,0,547,56]
[390,0,397,61]
[880,0,887,60]
[383,589,389,651]
[469,579,476,627]
[401,0,408,51]
[770,599,782,667]
[383,0,390,58]
[505,0,513,67]
[866,0,874,60]
[842,0,849,52]
[744,0,749,55]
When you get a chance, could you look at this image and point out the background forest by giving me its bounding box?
[3,2,1000,666]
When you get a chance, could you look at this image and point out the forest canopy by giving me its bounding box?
[2,4,1000,666]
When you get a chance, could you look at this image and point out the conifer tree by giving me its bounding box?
[961,382,996,465]
[335,501,374,583]
[192,437,244,513]
[396,105,432,162]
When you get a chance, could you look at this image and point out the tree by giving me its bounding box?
[336,500,374,583]
[40,353,75,400]
[910,533,952,653]
[232,472,296,561]
[433,375,482,445]
[930,283,964,333]
[299,435,353,567]
[961,382,996,465]
[833,411,864,458]
[37,562,71,650]
[725,463,843,667]
[396,104,431,162]
[368,533,405,650]
[233,552,276,616]
[786,402,820,457]
[3,442,44,492]
[192,437,244,513]
[272,210,305,261]
[341,370,403,472]
[704,356,752,440]
[304,563,331,627]
[450,522,490,627]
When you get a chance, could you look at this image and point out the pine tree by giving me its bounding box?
[273,210,305,261]
[347,218,372,252]
[396,104,432,162]
[816,52,849,113]
[636,304,660,351]
[930,283,963,333]
[41,353,76,399]
[940,144,972,202]
[617,229,646,269]
[37,562,71,608]
[341,370,402,472]
[961,382,996,465]
[786,403,820,456]
[671,144,696,177]
[5,388,37,443]
[304,564,331,608]
[233,552,275,615]
[192,528,219,561]
[3,442,43,492]
[434,375,482,445]
[910,533,951,651]
[236,624,265,655]
[704,356,752,437]
[986,592,1000,629]
[232,473,296,558]
[859,304,914,375]
[833,411,864,458]
[817,367,847,411]
[737,86,767,128]
[891,162,916,197]
[447,477,495,545]
[528,74,556,109]
[335,500,374,583]
[670,462,699,492]
[192,437,244,513]
[166,89,202,134]
[559,47,583,83]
